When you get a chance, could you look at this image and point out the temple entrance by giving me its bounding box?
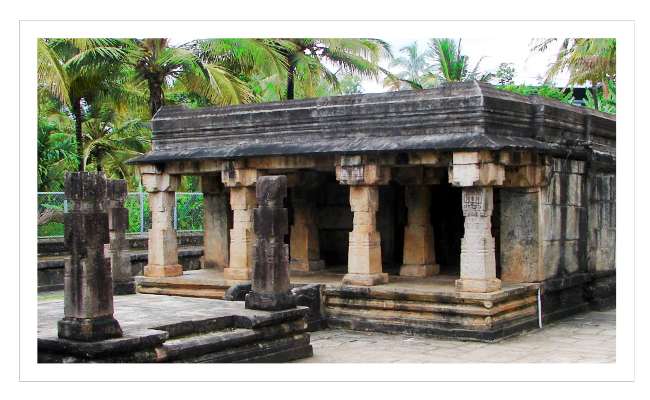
[430,180,463,276]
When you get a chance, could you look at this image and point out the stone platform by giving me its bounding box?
[38,293,313,363]
[136,269,541,342]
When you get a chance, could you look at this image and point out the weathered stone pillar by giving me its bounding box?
[200,175,230,270]
[222,161,260,281]
[245,175,296,311]
[105,179,135,295]
[400,185,440,277]
[141,166,182,277]
[450,152,504,292]
[58,172,123,341]
[289,186,325,272]
[336,156,390,286]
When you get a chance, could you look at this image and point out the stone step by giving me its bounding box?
[137,286,228,299]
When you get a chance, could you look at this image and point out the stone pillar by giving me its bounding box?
[141,167,182,277]
[400,185,440,277]
[245,175,296,311]
[105,179,135,295]
[200,175,230,270]
[221,162,260,281]
[456,186,501,292]
[225,186,256,280]
[289,186,325,272]
[58,172,123,341]
[450,152,504,293]
[336,156,390,286]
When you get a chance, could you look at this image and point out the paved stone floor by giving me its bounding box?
[293,309,616,363]
[37,290,615,364]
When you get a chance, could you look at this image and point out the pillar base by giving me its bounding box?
[223,267,252,281]
[57,315,123,342]
[290,259,326,272]
[455,278,502,293]
[399,264,440,277]
[342,272,389,286]
[113,278,136,295]
[245,290,296,311]
[143,264,183,278]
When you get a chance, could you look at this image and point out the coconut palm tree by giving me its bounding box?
[127,38,288,117]
[384,41,436,90]
[426,38,494,83]
[531,38,616,100]
[81,103,151,188]
[38,38,136,171]
[271,38,394,100]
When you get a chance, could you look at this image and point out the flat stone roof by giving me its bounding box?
[128,82,615,165]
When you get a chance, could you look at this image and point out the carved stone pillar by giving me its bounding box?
[289,186,325,272]
[200,175,230,270]
[105,179,135,294]
[336,155,391,286]
[222,161,260,281]
[400,185,439,277]
[141,166,182,277]
[456,186,502,292]
[58,172,122,341]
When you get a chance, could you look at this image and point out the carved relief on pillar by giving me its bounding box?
[224,186,257,281]
[141,167,183,278]
[456,186,501,293]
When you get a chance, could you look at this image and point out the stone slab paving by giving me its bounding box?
[37,291,615,363]
[292,309,616,363]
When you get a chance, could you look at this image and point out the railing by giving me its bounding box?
[37,191,204,239]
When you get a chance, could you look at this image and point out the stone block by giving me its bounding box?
[64,213,110,250]
[108,207,130,232]
[143,264,183,277]
[455,278,501,293]
[221,163,259,187]
[142,172,180,193]
[349,186,379,213]
[64,172,107,211]
[342,272,389,286]
[106,179,128,202]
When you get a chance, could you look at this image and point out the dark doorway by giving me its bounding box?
[430,179,464,275]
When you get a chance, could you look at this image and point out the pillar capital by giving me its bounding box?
[449,151,504,187]
[142,172,180,193]
[221,161,261,187]
[336,155,391,186]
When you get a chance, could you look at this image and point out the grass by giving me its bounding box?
[38,294,64,300]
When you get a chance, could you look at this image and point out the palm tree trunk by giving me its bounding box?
[150,79,164,118]
[72,98,85,171]
[286,64,296,100]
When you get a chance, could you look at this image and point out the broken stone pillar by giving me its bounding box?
[400,185,440,277]
[105,179,135,295]
[141,166,182,277]
[58,172,123,341]
[289,186,325,272]
[201,175,231,270]
[456,186,502,292]
[245,175,296,311]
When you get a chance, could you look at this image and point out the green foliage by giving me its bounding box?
[498,83,574,103]
[426,38,494,83]
[583,78,616,114]
[496,63,516,86]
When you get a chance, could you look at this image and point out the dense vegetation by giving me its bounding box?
[37,37,616,193]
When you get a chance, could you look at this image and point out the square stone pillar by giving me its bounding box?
[201,176,230,270]
[141,168,182,277]
[289,187,325,272]
[343,186,388,286]
[105,179,135,295]
[224,186,257,281]
[400,185,439,277]
[456,186,502,292]
[58,172,122,341]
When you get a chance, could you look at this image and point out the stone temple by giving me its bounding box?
[126,82,615,341]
